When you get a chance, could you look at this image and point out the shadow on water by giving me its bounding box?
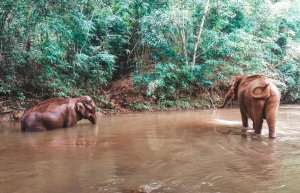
[0,105,300,193]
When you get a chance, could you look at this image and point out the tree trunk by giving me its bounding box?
[0,9,11,53]
[180,25,189,64]
[192,0,210,66]
[25,0,33,52]
[172,8,189,64]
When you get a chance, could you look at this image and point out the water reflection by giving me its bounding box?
[0,106,300,192]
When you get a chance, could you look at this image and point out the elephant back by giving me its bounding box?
[29,98,70,113]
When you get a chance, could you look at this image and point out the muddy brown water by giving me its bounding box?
[1,105,300,193]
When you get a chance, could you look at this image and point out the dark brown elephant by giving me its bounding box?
[218,75,280,139]
[21,96,97,132]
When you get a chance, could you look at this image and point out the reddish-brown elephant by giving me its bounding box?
[218,75,280,139]
[21,96,97,132]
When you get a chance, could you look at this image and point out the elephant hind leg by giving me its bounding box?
[31,124,48,132]
[23,121,47,132]
[21,114,48,132]
[265,101,279,139]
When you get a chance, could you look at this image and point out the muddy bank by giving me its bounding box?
[101,78,229,112]
[0,78,233,122]
[0,97,37,121]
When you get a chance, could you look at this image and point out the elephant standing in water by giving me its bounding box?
[21,96,97,132]
[218,75,280,139]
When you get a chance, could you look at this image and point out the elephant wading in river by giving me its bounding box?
[218,75,280,139]
[21,96,97,132]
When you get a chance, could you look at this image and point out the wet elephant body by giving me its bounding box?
[218,75,280,139]
[21,96,97,132]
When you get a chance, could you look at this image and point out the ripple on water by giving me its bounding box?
[1,106,300,193]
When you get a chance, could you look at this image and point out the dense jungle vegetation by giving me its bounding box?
[1,0,300,112]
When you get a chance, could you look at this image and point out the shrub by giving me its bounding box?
[133,63,212,100]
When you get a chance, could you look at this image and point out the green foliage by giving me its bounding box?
[132,0,300,102]
[0,83,12,94]
[0,0,118,97]
[156,100,192,110]
[276,51,300,102]
[157,100,176,109]
[1,0,300,104]
[176,100,191,109]
[129,102,150,111]
[133,63,212,100]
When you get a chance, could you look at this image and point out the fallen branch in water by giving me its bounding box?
[1,109,13,114]
[206,88,215,109]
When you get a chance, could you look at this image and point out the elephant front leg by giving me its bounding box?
[265,100,279,139]
[266,112,277,139]
[65,108,77,128]
[240,109,249,128]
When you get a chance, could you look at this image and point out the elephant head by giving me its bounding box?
[218,75,244,108]
[75,96,97,124]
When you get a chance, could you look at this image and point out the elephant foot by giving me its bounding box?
[242,127,252,132]
[243,130,258,138]
[269,133,276,139]
[230,127,242,134]
[250,133,262,141]
[245,129,255,134]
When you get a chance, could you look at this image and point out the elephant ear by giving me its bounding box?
[217,75,244,108]
[86,104,95,114]
[84,97,96,112]
[75,102,85,115]
[252,83,271,99]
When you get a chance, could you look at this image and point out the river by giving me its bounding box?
[0,105,300,193]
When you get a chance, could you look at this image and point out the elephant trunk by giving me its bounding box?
[218,90,233,108]
[252,84,271,100]
[88,114,97,124]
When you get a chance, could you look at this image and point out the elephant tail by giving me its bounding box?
[252,83,271,100]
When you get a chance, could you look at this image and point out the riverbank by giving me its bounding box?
[99,78,228,113]
[0,77,232,122]
[4,75,295,122]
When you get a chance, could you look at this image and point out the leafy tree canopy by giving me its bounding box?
[0,0,299,102]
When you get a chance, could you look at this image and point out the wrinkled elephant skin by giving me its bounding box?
[218,75,280,139]
[21,96,97,132]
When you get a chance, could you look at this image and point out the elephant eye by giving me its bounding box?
[87,105,95,113]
